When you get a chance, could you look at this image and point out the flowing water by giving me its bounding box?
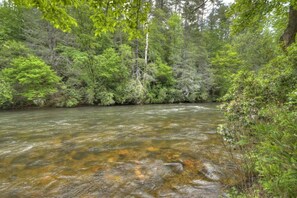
[0,103,241,198]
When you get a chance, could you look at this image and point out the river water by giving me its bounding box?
[0,103,241,197]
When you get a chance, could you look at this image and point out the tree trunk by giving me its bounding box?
[144,28,149,65]
[142,23,149,87]
[134,0,141,80]
[280,5,297,49]
[134,38,140,80]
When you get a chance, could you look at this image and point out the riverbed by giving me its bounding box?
[0,103,241,197]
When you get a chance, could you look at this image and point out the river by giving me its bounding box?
[0,103,241,197]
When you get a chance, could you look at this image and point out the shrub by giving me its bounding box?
[222,43,297,196]
[2,56,60,105]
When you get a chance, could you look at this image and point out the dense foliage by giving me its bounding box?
[219,1,297,197]
[0,0,230,108]
[220,43,297,197]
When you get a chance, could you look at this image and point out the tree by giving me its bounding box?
[148,9,168,63]
[22,9,70,68]
[211,44,244,97]
[203,1,230,58]
[94,48,129,90]
[229,0,297,49]
[232,30,276,70]
[0,1,24,43]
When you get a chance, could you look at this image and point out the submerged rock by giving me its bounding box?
[200,162,221,181]
[164,162,184,173]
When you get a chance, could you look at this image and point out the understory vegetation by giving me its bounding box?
[0,0,296,197]
[220,43,297,197]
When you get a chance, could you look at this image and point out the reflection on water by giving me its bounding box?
[0,103,241,197]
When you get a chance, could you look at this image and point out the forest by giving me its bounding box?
[0,0,296,197]
[0,0,231,108]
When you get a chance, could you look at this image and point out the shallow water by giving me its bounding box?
[0,103,241,197]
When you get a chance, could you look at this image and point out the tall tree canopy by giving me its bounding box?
[229,0,297,48]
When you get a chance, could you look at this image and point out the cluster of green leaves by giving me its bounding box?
[13,0,150,38]
[228,0,294,34]
[1,54,60,107]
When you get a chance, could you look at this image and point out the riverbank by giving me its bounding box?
[0,101,219,111]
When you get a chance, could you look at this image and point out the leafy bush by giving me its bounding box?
[254,108,297,196]
[222,43,297,196]
[2,56,60,105]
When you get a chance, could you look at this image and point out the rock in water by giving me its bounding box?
[201,162,221,181]
[164,162,184,173]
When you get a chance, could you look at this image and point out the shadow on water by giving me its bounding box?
[0,103,243,197]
